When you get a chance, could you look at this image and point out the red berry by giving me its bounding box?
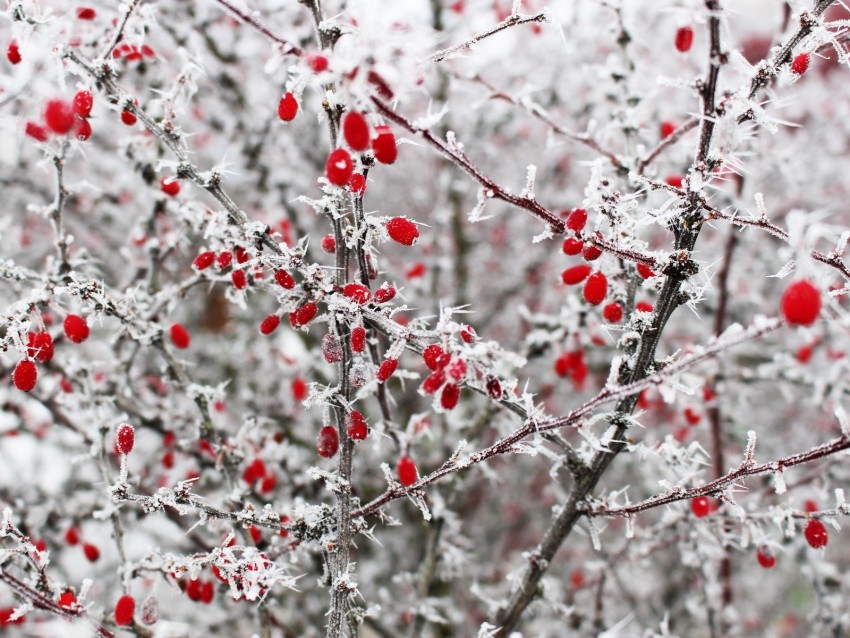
[346,411,367,440]
[582,234,603,261]
[231,270,247,290]
[114,595,135,626]
[274,269,295,289]
[169,323,191,349]
[160,177,180,197]
[162,450,174,468]
[64,314,90,343]
[7,40,21,65]
[373,285,396,303]
[636,301,654,313]
[637,263,655,279]
[277,92,298,121]
[200,581,214,604]
[583,272,608,305]
[566,208,587,234]
[486,376,502,399]
[804,499,819,513]
[291,302,318,327]
[326,148,354,186]
[343,112,370,151]
[660,121,676,138]
[27,332,54,363]
[214,251,232,269]
[13,360,37,392]
[377,358,399,382]
[193,251,215,270]
[781,280,821,326]
[292,377,308,401]
[602,302,623,323]
[756,546,776,569]
[804,519,828,548]
[397,456,418,486]
[116,423,135,455]
[460,325,477,343]
[440,383,460,410]
[562,264,591,285]
[308,53,329,72]
[423,345,446,370]
[421,369,446,395]
[675,26,694,52]
[59,591,77,609]
[44,99,76,135]
[562,237,583,255]
[447,357,467,381]
[186,578,202,601]
[65,527,80,546]
[75,117,92,141]
[684,407,701,425]
[76,7,97,20]
[372,125,397,164]
[386,216,419,246]
[83,543,100,562]
[350,326,366,352]
[260,315,280,335]
[343,283,371,304]
[665,175,684,188]
[316,425,339,458]
[72,90,93,118]
[25,121,49,142]
[321,234,336,253]
[235,247,250,263]
[120,109,137,126]
[691,496,710,518]
[791,52,809,75]
[60,378,73,393]
[322,333,343,363]
[349,173,366,196]
[242,458,267,484]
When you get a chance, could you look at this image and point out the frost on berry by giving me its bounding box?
[160,177,180,197]
[566,208,587,234]
[376,358,399,382]
[781,280,820,326]
[13,360,37,392]
[386,217,419,246]
[804,519,828,548]
[72,90,93,118]
[343,283,371,304]
[116,423,135,455]
[791,53,810,75]
[316,425,339,458]
[322,333,343,363]
[350,326,366,352]
[290,302,318,328]
[321,234,336,253]
[274,269,295,289]
[346,411,367,441]
[373,284,396,303]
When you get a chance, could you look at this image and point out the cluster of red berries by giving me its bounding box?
[12,315,90,393]
[242,458,277,493]
[25,91,95,143]
[63,526,101,563]
[193,247,258,291]
[560,209,621,318]
[419,344,465,410]
[324,113,396,188]
[112,42,156,61]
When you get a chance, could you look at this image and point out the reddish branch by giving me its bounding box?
[429,11,549,62]
[588,433,850,518]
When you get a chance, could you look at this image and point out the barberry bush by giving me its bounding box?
[1,0,849,636]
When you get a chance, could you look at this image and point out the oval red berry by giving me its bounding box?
[343,112,370,151]
[278,92,298,121]
[386,217,419,246]
[316,425,339,458]
[326,148,354,186]
[781,280,820,326]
